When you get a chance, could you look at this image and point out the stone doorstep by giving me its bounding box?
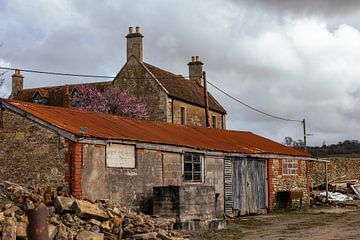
[174,218,226,231]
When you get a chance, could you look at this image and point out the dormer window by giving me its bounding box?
[32,90,49,104]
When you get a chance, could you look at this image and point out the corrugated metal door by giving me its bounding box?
[224,157,233,216]
[225,157,267,216]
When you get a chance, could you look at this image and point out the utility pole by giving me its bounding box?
[203,71,210,127]
[302,119,307,151]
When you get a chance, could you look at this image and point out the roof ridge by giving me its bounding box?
[18,81,112,92]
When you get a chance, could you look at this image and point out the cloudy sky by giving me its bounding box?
[1,0,360,146]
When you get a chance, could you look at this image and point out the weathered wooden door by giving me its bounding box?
[225,157,267,216]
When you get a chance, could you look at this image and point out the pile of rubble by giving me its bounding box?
[0,181,188,239]
[311,180,360,208]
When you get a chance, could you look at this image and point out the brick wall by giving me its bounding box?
[0,109,69,188]
[66,140,83,199]
[268,159,310,209]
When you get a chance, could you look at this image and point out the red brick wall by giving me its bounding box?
[267,159,274,210]
[65,140,83,199]
[306,160,311,204]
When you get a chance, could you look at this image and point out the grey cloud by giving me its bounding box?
[1,0,360,145]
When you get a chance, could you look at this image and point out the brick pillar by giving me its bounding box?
[65,140,83,199]
[306,160,311,205]
[298,160,302,176]
[267,159,274,211]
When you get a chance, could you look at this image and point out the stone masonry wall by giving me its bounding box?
[204,156,224,217]
[0,109,68,188]
[311,157,360,187]
[81,145,225,215]
[167,98,225,129]
[113,58,167,122]
[268,159,310,209]
[81,145,163,213]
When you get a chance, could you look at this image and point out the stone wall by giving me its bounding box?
[204,156,224,217]
[81,145,163,213]
[153,185,216,222]
[268,159,310,209]
[81,145,225,215]
[0,109,68,188]
[113,58,167,122]
[311,157,360,187]
[167,98,225,129]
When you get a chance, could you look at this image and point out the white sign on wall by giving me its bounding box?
[106,143,135,168]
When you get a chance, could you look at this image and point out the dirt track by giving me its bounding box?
[193,207,360,240]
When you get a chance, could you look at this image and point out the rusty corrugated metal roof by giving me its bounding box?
[4,100,310,157]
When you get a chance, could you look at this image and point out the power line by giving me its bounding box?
[1,66,303,123]
[207,81,302,123]
[0,66,190,80]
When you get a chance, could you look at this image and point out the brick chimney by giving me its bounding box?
[188,56,204,86]
[126,26,144,63]
[11,69,23,98]
[63,85,71,108]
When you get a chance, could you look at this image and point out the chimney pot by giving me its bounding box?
[136,26,140,33]
[129,27,133,34]
[191,56,195,62]
[195,56,199,61]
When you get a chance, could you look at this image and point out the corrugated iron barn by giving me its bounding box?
[0,99,313,221]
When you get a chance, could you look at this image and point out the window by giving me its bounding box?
[212,116,216,128]
[283,159,298,175]
[180,107,186,125]
[32,92,47,104]
[106,143,135,168]
[183,152,202,181]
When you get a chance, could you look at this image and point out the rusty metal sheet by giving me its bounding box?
[4,100,311,157]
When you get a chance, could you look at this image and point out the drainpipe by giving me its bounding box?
[171,97,174,123]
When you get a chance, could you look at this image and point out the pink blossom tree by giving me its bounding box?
[73,86,149,120]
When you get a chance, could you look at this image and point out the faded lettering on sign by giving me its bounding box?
[106,143,135,168]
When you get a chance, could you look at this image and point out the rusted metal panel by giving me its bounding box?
[232,157,267,216]
[3,100,310,157]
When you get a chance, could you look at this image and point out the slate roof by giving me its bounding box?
[3,100,310,157]
[13,63,226,113]
[14,82,112,107]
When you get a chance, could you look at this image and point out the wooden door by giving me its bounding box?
[230,157,267,216]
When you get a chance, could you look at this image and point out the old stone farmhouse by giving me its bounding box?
[0,99,313,218]
[10,26,226,129]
